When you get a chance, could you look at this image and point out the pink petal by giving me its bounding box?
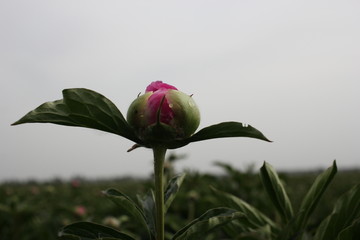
[147,89,174,124]
[146,81,177,92]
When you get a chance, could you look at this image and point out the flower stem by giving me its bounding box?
[153,147,167,240]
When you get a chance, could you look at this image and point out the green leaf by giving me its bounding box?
[171,208,244,240]
[260,162,293,222]
[103,188,151,239]
[279,161,337,240]
[211,187,278,235]
[314,184,360,240]
[295,161,337,230]
[186,122,271,143]
[59,222,135,240]
[137,190,156,238]
[222,221,273,240]
[337,217,360,240]
[164,174,186,213]
[12,88,141,144]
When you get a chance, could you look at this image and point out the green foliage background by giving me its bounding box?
[1,159,359,240]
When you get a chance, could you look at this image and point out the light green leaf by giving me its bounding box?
[171,208,244,240]
[260,162,293,222]
[58,222,135,240]
[103,188,151,239]
[187,122,271,143]
[12,88,141,144]
[314,184,360,240]
[164,174,186,213]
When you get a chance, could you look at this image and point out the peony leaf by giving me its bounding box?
[211,187,278,237]
[58,222,135,240]
[186,122,271,144]
[313,184,360,240]
[171,208,244,240]
[336,218,360,240]
[295,161,337,230]
[12,88,141,144]
[137,190,156,238]
[103,188,152,239]
[279,161,337,240]
[164,174,186,213]
[260,161,294,222]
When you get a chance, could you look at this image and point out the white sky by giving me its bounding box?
[1,0,359,181]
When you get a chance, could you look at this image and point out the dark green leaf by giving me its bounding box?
[103,188,151,239]
[211,187,278,236]
[137,190,156,238]
[171,208,244,240]
[59,222,135,240]
[186,122,271,143]
[222,221,272,240]
[235,224,275,240]
[279,161,337,240]
[164,174,186,213]
[12,88,141,144]
[260,162,293,222]
[295,161,337,230]
[314,184,360,240]
[337,217,360,240]
[151,121,271,149]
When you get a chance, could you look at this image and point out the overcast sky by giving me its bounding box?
[1,0,359,181]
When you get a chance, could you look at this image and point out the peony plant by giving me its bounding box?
[13,81,271,240]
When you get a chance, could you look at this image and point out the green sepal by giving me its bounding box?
[142,122,181,148]
[165,90,200,138]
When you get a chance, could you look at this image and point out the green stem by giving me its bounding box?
[153,147,167,240]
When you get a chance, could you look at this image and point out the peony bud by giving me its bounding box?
[127,81,200,147]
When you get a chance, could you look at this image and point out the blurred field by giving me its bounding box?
[1,160,359,240]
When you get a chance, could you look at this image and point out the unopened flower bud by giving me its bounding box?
[127,81,200,147]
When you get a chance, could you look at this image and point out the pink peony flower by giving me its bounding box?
[71,179,81,188]
[74,205,87,217]
[127,81,200,147]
